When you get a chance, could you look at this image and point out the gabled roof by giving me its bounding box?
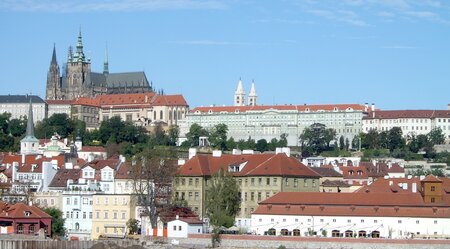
[178,153,320,178]
[422,175,443,183]
[152,94,188,106]
[0,201,51,219]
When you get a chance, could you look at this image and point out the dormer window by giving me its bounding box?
[208,109,213,114]
[228,165,240,172]
[333,107,338,112]
[24,211,31,217]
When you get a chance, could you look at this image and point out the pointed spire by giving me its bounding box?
[234,77,246,106]
[249,80,257,96]
[103,43,109,74]
[248,79,257,106]
[75,27,85,62]
[25,97,35,137]
[235,77,244,94]
[51,43,57,65]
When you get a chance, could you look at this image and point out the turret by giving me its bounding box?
[248,80,257,106]
[234,78,245,106]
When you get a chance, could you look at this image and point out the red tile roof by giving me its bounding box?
[152,94,188,106]
[48,168,82,188]
[339,166,368,179]
[79,146,106,152]
[178,153,320,178]
[0,155,65,173]
[0,201,52,219]
[363,110,450,120]
[190,104,366,114]
[72,97,100,107]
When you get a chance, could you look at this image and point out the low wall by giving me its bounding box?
[180,234,450,249]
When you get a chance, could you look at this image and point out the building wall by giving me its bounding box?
[91,194,136,239]
[32,191,62,210]
[0,103,46,123]
[251,213,450,239]
[62,191,95,240]
[180,109,364,146]
[47,104,71,118]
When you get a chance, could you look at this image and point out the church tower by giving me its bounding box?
[66,29,91,99]
[248,80,257,106]
[46,44,61,100]
[20,98,39,155]
[234,78,246,106]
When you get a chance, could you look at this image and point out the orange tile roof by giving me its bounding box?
[0,154,65,173]
[178,153,320,178]
[339,166,368,179]
[363,110,450,120]
[190,104,365,114]
[96,92,156,106]
[152,94,188,106]
[72,97,100,107]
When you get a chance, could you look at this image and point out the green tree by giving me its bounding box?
[278,133,288,147]
[43,207,65,238]
[205,168,241,247]
[339,136,345,150]
[0,112,11,134]
[35,113,77,139]
[126,218,139,235]
[255,139,268,152]
[345,138,350,151]
[185,123,209,147]
[299,123,336,155]
[7,117,27,137]
[387,127,405,152]
[167,125,179,146]
[428,127,445,145]
[226,137,237,150]
[408,134,430,153]
[268,138,278,151]
[209,123,228,150]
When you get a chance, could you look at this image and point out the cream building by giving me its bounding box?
[362,109,450,141]
[0,95,46,123]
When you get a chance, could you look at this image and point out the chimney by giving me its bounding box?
[212,150,222,158]
[364,103,368,112]
[29,201,33,206]
[282,147,291,157]
[402,183,408,190]
[178,159,186,166]
[65,162,73,169]
[389,180,393,186]
[188,148,197,160]
[371,103,375,118]
[22,154,26,164]
[412,182,417,193]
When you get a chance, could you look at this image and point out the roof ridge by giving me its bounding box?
[245,154,277,175]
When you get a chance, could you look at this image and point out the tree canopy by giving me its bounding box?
[43,207,65,238]
[299,123,336,156]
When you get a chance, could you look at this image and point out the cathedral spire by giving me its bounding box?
[20,96,39,155]
[51,43,57,65]
[103,44,109,74]
[75,28,85,62]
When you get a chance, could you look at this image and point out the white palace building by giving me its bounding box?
[179,79,369,146]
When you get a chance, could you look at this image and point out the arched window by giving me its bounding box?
[267,228,276,235]
[75,222,80,230]
[293,229,301,236]
[345,230,353,237]
[371,231,380,238]
[281,229,289,236]
[358,230,366,238]
[331,230,340,237]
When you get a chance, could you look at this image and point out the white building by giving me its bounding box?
[0,95,46,123]
[62,190,95,240]
[179,80,368,146]
[46,99,72,118]
[251,175,450,239]
[362,109,450,141]
[167,216,203,238]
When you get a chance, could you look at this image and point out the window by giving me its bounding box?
[244,192,247,201]
[104,212,108,219]
[258,178,262,185]
[251,178,255,186]
[250,192,254,201]
[114,212,118,219]
[122,212,126,220]
[398,220,402,224]
[96,212,100,219]
[83,212,86,219]
[195,178,199,186]
[431,186,436,191]
[416,220,419,224]
[266,178,270,185]
[122,197,127,205]
[66,211,70,218]
[160,110,163,120]
[189,192,193,200]
[189,178,193,186]
[273,178,277,186]
[17,224,24,234]
[126,114,132,122]
[285,178,289,186]
[294,179,298,187]
[105,197,109,205]
[434,220,438,224]
[114,197,118,205]
[74,198,78,205]
[89,212,92,219]
[304,179,308,187]
[431,197,436,203]
[66,198,71,205]
[257,192,262,201]
[312,180,316,187]
[266,192,270,199]
[195,192,199,201]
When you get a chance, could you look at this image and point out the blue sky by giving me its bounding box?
[0,0,449,110]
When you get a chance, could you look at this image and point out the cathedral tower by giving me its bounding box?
[234,78,246,106]
[248,80,257,106]
[66,29,92,99]
[46,44,61,100]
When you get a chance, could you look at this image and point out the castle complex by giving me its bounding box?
[46,30,152,100]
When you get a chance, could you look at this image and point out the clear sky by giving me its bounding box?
[0,0,449,110]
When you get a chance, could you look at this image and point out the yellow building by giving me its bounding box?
[91,193,137,239]
[174,150,320,229]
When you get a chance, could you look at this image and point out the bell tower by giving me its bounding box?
[234,78,245,106]
[46,44,61,100]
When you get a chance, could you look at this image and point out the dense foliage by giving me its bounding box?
[43,207,65,238]
[0,112,27,152]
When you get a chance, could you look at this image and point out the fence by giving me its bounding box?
[0,239,142,249]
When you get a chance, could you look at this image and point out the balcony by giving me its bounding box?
[67,229,91,235]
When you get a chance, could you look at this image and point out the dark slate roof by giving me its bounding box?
[106,72,149,88]
[86,72,107,87]
[0,95,45,104]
